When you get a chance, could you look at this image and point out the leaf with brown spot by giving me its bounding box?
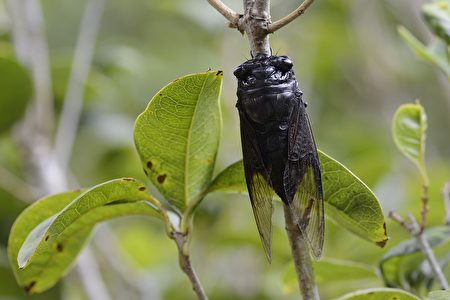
[134,71,223,212]
[8,178,161,294]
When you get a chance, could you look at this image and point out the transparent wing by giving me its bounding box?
[285,96,324,260]
[238,109,274,262]
[289,159,324,260]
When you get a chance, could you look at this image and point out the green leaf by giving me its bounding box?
[392,102,429,184]
[398,26,450,79]
[8,178,160,294]
[379,226,450,289]
[335,288,420,300]
[282,258,378,295]
[422,0,450,44]
[0,57,32,132]
[208,150,388,247]
[426,290,450,300]
[134,71,223,211]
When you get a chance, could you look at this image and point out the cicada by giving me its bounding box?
[234,54,324,262]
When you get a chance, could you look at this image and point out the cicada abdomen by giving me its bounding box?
[234,54,324,262]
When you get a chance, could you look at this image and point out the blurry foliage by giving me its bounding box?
[0,0,450,299]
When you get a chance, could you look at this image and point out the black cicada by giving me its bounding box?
[234,54,324,262]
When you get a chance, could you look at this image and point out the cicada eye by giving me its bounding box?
[274,56,293,73]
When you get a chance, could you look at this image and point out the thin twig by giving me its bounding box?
[283,205,319,300]
[172,232,208,300]
[0,165,36,203]
[206,0,240,27]
[389,211,450,289]
[268,0,315,33]
[54,0,106,174]
[420,184,429,232]
[76,247,112,300]
[442,182,450,225]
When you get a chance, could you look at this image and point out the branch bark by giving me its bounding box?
[389,211,450,289]
[206,0,240,26]
[172,232,208,300]
[284,205,319,300]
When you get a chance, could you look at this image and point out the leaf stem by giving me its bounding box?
[172,232,208,300]
[389,211,450,289]
[283,205,319,300]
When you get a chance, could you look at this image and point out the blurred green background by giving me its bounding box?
[0,0,449,299]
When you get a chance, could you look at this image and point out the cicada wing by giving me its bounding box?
[285,97,324,260]
[238,109,274,262]
[289,159,324,260]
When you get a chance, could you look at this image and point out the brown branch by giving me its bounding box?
[389,211,449,289]
[172,232,208,300]
[420,184,429,232]
[268,0,315,33]
[284,205,319,300]
[206,0,240,27]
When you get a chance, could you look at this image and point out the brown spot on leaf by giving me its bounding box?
[144,169,148,176]
[44,235,49,241]
[159,93,163,96]
[57,244,63,252]
[138,186,146,191]
[123,178,134,182]
[157,174,167,184]
[216,70,223,76]
[147,161,153,169]
[24,281,36,294]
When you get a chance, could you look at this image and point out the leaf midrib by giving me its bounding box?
[183,75,209,207]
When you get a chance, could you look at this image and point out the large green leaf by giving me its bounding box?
[379,226,450,289]
[335,288,420,300]
[392,102,428,183]
[8,178,160,294]
[282,258,378,295]
[134,71,223,211]
[398,26,450,79]
[0,57,32,132]
[208,150,388,247]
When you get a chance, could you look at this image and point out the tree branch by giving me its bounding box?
[0,165,36,203]
[283,205,319,300]
[206,0,240,27]
[268,0,315,33]
[54,0,106,174]
[172,232,208,300]
[389,211,450,289]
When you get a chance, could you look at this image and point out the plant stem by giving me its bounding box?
[389,211,450,289]
[284,205,319,300]
[268,0,315,33]
[172,232,208,300]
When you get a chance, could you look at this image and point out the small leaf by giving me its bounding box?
[134,71,223,211]
[282,258,378,295]
[335,288,421,300]
[8,178,160,294]
[422,1,450,44]
[379,226,450,289]
[208,150,388,247]
[398,26,450,79]
[392,102,429,184]
[426,290,450,300]
[0,58,32,132]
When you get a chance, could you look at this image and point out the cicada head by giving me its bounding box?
[234,55,297,98]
